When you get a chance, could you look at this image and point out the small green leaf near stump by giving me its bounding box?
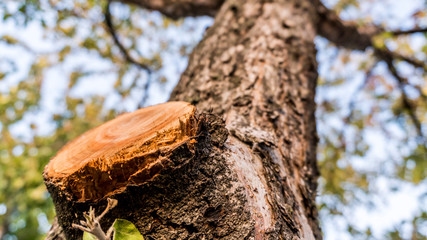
[83,232,97,240]
[113,219,144,240]
[82,219,144,240]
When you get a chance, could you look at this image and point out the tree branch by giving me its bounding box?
[105,0,152,73]
[391,27,427,36]
[374,48,427,102]
[314,0,381,50]
[388,50,427,72]
[105,0,154,107]
[344,63,377,125]
[378,50,425,139]
[314,0,427,56]
[314,0,426,141]
[113,0,225,20]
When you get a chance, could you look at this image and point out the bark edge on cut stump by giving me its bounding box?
[43,101,198,203]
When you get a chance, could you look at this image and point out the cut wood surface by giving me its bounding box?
[44,101,197,202]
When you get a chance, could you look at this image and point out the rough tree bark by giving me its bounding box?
[45,0,395,239]
[170,0,320,239]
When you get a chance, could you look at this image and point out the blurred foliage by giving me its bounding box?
[0,0,426,239]
[316,0,427,239]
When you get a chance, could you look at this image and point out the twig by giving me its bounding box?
[384,48,427,72]
[72,198,118,240]
[375,48,427,100]
[344,64,376,124]
[138,72,151,108]
[383,58,424,140]
[104,0,152,73]
[390,27,427,36]
[104,0,153,107]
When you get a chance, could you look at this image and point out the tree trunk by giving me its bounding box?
[171,0,320,238]
[45,0,321,239]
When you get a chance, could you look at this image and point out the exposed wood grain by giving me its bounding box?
[44,101,197,202]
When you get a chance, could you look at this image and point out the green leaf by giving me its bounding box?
[2,35,18,44]
[372,35,386,49]
[83,232,97,240]
[113,219,144,240]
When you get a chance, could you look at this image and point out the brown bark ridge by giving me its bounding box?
[170,0,321,239]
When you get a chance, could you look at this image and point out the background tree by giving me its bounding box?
[0,0,426,239]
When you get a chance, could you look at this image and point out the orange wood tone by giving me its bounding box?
[44,101,197,201]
